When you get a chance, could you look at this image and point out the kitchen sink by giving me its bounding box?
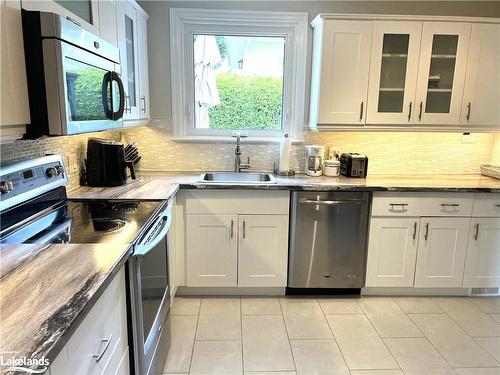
[199,172,276,184]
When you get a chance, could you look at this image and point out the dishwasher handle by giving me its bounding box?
[298,198,363,206]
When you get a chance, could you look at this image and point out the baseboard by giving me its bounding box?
[361,287,469,296]
[176,286,286,296]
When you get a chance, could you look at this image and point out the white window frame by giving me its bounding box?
[170,8,308,142]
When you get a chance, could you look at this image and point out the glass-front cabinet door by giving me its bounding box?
[414,22,471,125]
[117,1,141,120]
[367,21,422,124]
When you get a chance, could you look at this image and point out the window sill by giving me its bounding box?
[171,136,305,144]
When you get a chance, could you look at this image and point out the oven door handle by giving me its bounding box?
[134,211,172,257]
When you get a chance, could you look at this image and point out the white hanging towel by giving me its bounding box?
[194,35,221,128]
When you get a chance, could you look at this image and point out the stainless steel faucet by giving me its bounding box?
[234,133,250,172]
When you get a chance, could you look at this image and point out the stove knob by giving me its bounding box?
[46,167,58,178]
[56,165,65,175]
[0,181,13,194]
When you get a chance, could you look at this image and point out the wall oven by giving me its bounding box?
[129,200,173,375]
[22,10,125,138]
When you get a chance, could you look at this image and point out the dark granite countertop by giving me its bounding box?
[69,172,500,199]
[0,243,132,374]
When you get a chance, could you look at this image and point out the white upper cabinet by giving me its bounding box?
[367,21,422,124]
[22,0,100,35]
[310,19,372,127]
[117,1,141,120]
[137,13,150,120]
[116,0,149,123]
[98,0,118,46]
[1,0,30,141]
[461,23,500,128]
[414,22,471,125]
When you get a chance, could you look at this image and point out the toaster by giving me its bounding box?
[339,153,368,178]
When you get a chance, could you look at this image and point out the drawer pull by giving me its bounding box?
[424,223,429,241]
[441,203,460,208]
[243,220,246,239]
[474,223,480,241]
[412,222,417,240]
[495,204,500,208]
[93,335,112,362]
[390,203,408,210]
[230,220,234,239]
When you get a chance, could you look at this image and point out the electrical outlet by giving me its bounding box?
[462,133,475,144]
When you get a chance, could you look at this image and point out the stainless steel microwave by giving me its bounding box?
[22,10,125,138]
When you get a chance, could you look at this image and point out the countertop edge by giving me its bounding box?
[41,245,133,365]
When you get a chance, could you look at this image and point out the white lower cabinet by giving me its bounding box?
[463,218,500,287]
[365,217,419,287]
[414,217,469,288]
[50,268,129,375]
[184,191,289,288]
[238,215,289,287]
[186,214,238,287]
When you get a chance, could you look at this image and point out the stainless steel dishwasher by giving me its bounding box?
[288,191,370,290]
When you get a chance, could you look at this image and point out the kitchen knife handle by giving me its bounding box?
[125,161,136,180]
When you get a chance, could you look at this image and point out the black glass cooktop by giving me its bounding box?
[2,198,164,245]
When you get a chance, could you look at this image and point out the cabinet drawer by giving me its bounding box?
[185,190,289,214]
[56,268,127,375]
[372,192,473,217]
[472,193,500,217]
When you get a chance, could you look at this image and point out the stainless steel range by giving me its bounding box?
[0,155,172,375]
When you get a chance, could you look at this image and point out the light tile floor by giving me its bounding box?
[162,296,500,375]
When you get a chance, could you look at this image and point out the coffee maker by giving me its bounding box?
[305,145,325,177]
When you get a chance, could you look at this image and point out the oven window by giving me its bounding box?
[140,235,169,341]
[65,57,110,121]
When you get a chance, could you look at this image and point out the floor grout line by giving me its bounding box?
[318,296,355,374]
[279,296,298,373]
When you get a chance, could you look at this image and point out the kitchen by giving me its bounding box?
[0,0,499,374]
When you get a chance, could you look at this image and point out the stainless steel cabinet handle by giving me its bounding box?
[408,102,412,122]
[474,223,479,240]
[418,101,423,121]
[494,204,500,208]
[359,102,364,121]
[242,220,246,239]
[441,203,460,208]
[230,220,234,239]
[93,335,112,362]
[466,102,471,121]
[390,203,408,209]
[141,96,146,113]
[412,222,417,240]
[125,95,131,113]
[424,223,429,241]
[299,199,363,205]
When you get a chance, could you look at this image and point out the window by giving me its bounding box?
[170,9,308,141]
